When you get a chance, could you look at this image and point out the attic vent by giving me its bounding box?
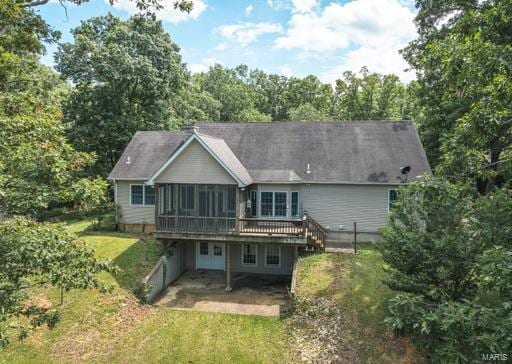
[125,156,131,165]
[305,163,311,174]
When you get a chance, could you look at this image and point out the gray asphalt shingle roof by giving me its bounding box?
[107,131,188,180]
[197,132,253,185]
[108,121,431,184]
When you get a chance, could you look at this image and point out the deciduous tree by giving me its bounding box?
[0,217,115,347]
[56,15,188,174]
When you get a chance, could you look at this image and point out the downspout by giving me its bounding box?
[113,179,119,231]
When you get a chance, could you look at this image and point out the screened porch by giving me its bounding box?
[156,183,240,233]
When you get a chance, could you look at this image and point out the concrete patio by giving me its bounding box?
[153,270,291,317]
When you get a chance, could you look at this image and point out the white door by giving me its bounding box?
[196,242,225,270]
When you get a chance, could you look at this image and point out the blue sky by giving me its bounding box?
[38,0,418,82]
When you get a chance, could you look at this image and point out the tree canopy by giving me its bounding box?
[403,0,512,191]
[56,15,189,175]
[0,217,115,348]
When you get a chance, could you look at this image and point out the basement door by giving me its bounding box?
[196,242,225,270]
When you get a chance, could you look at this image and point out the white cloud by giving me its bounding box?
[189,57,223,73]
[214,42,228,51]
[189,63,209,73]
[109,0,207,24]
[215,22,283,46]
[274,0,416,81]
[245,4,253,15]
[291,0,318,13]
[266,0,287,10]
[280,64,294,77]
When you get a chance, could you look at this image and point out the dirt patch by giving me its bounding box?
[50,293,153,362]
[288,253,425,363]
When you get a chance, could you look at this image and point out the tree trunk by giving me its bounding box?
[484,148,501,194]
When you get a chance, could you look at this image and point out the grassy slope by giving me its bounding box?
[2,221,292,363]
[293,246,423,363]
[2,222,418,363]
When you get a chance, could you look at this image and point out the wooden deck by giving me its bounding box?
[155,214,326,249]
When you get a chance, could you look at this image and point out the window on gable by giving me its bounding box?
[131,185,144,205]
[265,245,280,267]
[242,243,257,266]
[389,189,398,210]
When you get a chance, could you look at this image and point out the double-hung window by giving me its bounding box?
[265,245,281,268]
[260,191,288,218]
[242,243,257,266]
[131,185,155,206]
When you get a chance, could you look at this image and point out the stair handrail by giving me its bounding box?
[302,211,327,250]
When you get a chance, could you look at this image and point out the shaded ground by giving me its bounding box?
[289,246,425,363]
[154,270,291,317]
[1,221,293,363]
[2,220,421,363]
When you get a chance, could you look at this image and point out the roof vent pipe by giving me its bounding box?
[125,156,131,165]
[182,124,198,134]
[305,163,311,174]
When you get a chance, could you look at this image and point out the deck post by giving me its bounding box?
[353,222,357,254]
[174,184,178,231]
[154,183,159,230]
[225,244,232,291]
[235,188,240,234]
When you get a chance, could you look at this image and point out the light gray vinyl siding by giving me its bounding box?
[116,180,155,224]
[301,184,394,233]
[155,139,236,185]
[181,242,293,275]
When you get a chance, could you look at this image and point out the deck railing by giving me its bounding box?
[156,213,326,250]
[303,211,327,249]
[238,218,303,236]
[157,216,236,233]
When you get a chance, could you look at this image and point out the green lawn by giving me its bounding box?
[2,222,419,363]
[1,221,292,364]
[292,247,423,363]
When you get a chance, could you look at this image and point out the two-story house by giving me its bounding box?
[107,121,430,290]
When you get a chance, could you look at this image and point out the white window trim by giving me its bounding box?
[388,188,398,212]
[264,245,281,268]
[290,191,300,218]
[241,243,258,267]
[259,190,289,219]
[130,184,155,207]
